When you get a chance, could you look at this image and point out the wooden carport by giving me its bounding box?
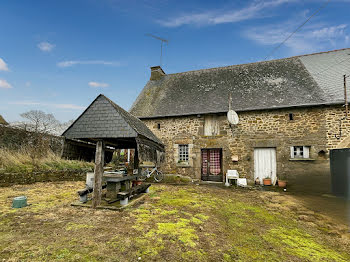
[62,94,164,208]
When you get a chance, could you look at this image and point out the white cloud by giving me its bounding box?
[25,81,31,87]
[9,101,40,105]
[0,79,12,89]
[158,0,298,27]
[57,60,121,68]
[312,24,347,39]
[8,101,85,110]
[88,81,109,88]
[53,104,85,110]
[0,58,9,71]
[37,41,55,52]
[245,16,350,56]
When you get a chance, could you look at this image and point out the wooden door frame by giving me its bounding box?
[201,148,223,181]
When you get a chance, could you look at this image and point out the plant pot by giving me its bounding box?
[278,180,287,188]
[263,178,272,186]
[132,181,142,186]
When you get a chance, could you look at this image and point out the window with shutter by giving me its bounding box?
[204,115,219,136]
[290,146,311,159]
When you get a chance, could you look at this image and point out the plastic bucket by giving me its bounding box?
[12,196,27,208]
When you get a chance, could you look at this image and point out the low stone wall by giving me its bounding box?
[0,169,90,187]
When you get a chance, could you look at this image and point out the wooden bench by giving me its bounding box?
[110,183,151,202]
[78,184,107,196]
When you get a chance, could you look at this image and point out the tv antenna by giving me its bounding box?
[146,34,169,66]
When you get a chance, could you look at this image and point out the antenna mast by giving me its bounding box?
[229,93,232,111]
[146,34,169,66]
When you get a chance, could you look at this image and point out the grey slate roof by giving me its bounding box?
[300,48,350,102]
[130,48,350,118]
[62,94,163,145]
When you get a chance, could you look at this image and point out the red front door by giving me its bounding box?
[201,149,223,182]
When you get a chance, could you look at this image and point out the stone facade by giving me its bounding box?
[141,105,348,184]
[326,106,350,149]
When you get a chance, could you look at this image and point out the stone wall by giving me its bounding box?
[0,169,88,187]
[141,105,347,184]
[325,106,350,149]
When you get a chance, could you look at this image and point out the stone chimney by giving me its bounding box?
[150,66,166,80]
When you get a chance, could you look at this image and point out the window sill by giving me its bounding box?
[289,158,315,161]
[176,162,191,168]
[201,135,224,138]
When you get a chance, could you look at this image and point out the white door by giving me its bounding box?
[254,148,276,185]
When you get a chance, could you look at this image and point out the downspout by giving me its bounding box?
[335,75,349,140]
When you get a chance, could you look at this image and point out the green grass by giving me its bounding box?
[0,182,349,261]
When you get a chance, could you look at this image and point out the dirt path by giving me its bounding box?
[291,194,350,226]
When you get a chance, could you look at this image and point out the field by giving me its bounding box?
[1,181,350,261]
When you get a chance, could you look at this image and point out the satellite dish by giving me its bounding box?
[227,110,239,125]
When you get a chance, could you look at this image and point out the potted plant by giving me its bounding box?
[263,177,272,186]
[278,174,287,188]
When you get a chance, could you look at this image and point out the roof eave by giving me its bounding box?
[135,100,345,119]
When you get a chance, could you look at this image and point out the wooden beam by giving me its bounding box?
[134,145,141,176]
[92,140,105,208]
[136,136,164,152]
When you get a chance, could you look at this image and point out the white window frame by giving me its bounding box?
[290,146,310,159]
[179,144,189,162]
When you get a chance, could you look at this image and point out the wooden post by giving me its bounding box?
[92,140,105,208]
[134,146,141,177]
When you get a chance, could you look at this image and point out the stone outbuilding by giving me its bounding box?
[130,48,350,186]
[62,94,164,207]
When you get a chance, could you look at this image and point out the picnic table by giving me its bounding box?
[77,171,150,206]
[103,172,140,199]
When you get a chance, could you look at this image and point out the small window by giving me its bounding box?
[157,123,161,129]
[290,146,310,159]
[289,113,294,121]
[179,145,189,162]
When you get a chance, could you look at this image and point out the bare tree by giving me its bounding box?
[9,110,64,165]
[19,110,61,135]
[56,119,74,136]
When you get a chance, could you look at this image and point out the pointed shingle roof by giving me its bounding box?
[62,94,163,146]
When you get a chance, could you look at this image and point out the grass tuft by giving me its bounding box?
[0,148,94,173]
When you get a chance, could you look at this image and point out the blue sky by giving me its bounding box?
[0,0,349,122]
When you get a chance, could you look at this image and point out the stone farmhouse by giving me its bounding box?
[130,48,350,185]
